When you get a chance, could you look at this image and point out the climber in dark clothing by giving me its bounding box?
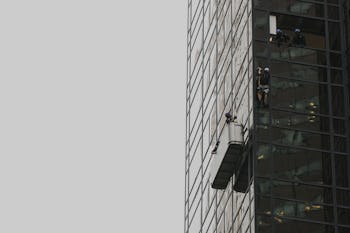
[273,29,290,47]
[258,67,270,107]
[256,65,263,107]
[292,28,306,47]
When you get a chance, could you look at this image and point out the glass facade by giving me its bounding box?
[185,0,350,233]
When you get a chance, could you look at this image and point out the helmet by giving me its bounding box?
[264,67,270,72]
[295,28,301,33]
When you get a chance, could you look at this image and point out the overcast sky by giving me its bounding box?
[0,1,186,232]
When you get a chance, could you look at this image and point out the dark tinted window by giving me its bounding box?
[332,86,345,116]
[256,215,272,233]
[338,208,350,225]
[334,136,347,153]
[274,218,335,233]
[271,110,330,133]
[270,127,330,150]
[331,69,343,84]
[273,180,334,204]
[275,14,326,49]
[335,154,350,188]
[256,178,272,195]
[256,144,271,176]
[254,10,268,39]
[270,61,327,82]
[270,46,326,65]
[329,22,341,50]
[271,77,329,115]
[328,5,340,20]
[274,199,334,222]
[254,0,324,18]
[337,189,350,207]
[330,52,342,67]
[333,118,346,135]
[272,145,332,185]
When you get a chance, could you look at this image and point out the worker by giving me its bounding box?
[292,28,306,47]
[259,67,270,107]
[256,65,263,107]
[273,29,289,47]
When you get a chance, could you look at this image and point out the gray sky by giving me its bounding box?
[0,1,186,232]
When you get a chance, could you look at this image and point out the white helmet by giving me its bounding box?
[264,67,270,72]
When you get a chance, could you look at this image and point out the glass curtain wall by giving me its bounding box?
[253,0,350,232]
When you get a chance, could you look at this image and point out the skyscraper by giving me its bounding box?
[185,1,350,233]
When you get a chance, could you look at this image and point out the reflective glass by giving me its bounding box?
[329,22,341,50]
[337,189,350,207]
[270,127,330,151]
[270,46,326,66]
[274,219,334,233]
[273,199,334,222]
[255,41,268,57]
[330,52,342,67]
[333,118,346,135]
[334,136,347,153]
[328,5,339,19]
[338,208,350,225]
[256,178,272,195]
[256,124,270,142]
[256,196,271,214]
[271,77,329,115]
[271,110,330,133]
[335,154,350,188]
[330,69,343,84]
[272,145,332,185]
[272,180,334,204]
[270,60,327,82]
[331,86,345,116]
[254,10,268,39]
[256,144,271,176]
[256,215,272,233]
[254,0,324,18]
[339,227,350,233]
[256,108,269,125]
[273,14,326,49]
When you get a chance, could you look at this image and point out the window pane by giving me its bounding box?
[272,145,332,185]
[337,189,350,207]
[330,53,342,67]
[338,208,350,225]
[256,178,272,195]
[329,22,341,50]
[274,218,334,233]
[254,10,268,39]
[331,86,345,116]
[270,46,326,66]
[330,69,343,84]
[270,60,327,82]
[333,118,346,135]
[339,227,350,233]
[271,77,329,115]
[256,196,271,214]
[334,136,347,153]
[270,127,330,150]
[271,110,330,133]
[273,14,326,49]
[255,41,268,57]
[273,180,334,204]
[256,215,272,233]
[273,199,334,223]
[335,154,350,188]
[256,144,271,176]
[254,0,324,18]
